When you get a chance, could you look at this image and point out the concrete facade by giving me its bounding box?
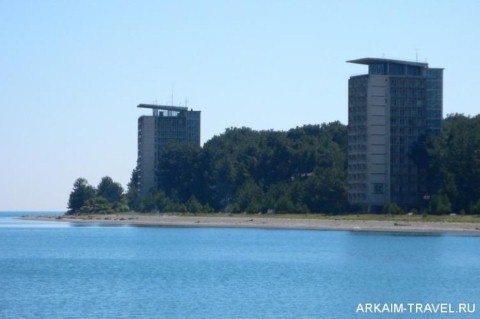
[137,104,201,195]
[138,116,156,196]
[347,58,443,211]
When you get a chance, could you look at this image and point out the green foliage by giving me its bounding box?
[67,176,128,214]
[383,202,402,215]
[97,176,124,203]
[69,116,479,215]
[156,142,203,203]
[67,178,96,214]
[275,196,296,213]
[79,196,113,214]
[430,194,452,214]
[126,169,142,211]
[470,199,480,214]
[142,122,348,214]
[414,114,480,213]
[186,195,203,214]
[113,197,130,212]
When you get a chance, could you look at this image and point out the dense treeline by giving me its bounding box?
[67,114,480,214]
[413,114,480,214]
[127,122,349,214]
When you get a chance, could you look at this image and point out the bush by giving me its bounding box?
[79,196,113,214]
[469,199,480,214]
[430,194,452,214]
[186,195,203,213]
[383,202,402,215]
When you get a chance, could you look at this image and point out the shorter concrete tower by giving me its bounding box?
[137,104,201,195]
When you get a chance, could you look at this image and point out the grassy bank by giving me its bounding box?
[212,213,480,223]
[76,212,480,224]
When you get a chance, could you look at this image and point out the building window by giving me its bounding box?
[389,63,405,75]
[369,63,386,75]
[373,183,384,194]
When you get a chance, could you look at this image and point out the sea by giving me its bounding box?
[1,211,480,319]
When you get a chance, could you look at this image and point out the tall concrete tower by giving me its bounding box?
[347,58,443,211]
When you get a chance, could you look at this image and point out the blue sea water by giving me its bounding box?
[1,212,480,319]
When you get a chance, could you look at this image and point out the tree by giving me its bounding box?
[430,194,452,214]
[67,178,96,214]
[383,202,402,215]
[186,195,203,214]
[97,176,124,204]
[126,169,142,211]
[413,114,480,213]
[79,196,113,214]
[156,142,203,203]
[140,122,349,214]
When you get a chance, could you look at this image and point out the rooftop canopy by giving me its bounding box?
[137,104,189,112]
[347,57,428,68]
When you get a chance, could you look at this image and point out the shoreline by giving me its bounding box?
[21,214,480,234]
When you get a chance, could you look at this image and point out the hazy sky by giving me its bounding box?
[1,0,479,211]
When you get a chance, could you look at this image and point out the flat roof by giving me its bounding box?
[137,104,189,112]
[347,57,428,68]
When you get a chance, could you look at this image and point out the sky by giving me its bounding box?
[1,0,479,211]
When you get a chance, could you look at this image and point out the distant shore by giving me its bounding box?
[22,213,480,234]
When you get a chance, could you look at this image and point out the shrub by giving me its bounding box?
[383,202,402,215]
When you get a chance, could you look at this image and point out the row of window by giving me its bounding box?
[391,136,421,145]
[391,117,425,126]
[348,193,367,201]
[390,156,415,165]
[391,186,419,195]
[427,69,443,78]
[348,135,367,143]
[391,165,418,174]
[348,173,367,181]
[426,81,442,90]
[349,115,367,124]
[348,105,367,113]
[348,124,367,131]
[348,185,425,197]
[348,77,368,88]
[391,105,425,115]
[369,63,424,76]
[348,154,367,161]
[391,127,425,135]
[390,98,425,108]
[390,88,426,98]
[348,99,367,108]
[391,145,413,154]
[391,175,419,184]
[390,77,425,88]
[348,163,367,170]
[348,145,367,152]
[348,183,367,191]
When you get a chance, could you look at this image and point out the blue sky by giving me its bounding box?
[1,0,479,211]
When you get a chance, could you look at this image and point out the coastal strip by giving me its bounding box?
[22,214,480,234]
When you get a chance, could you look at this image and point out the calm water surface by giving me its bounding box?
[1,211,480,318]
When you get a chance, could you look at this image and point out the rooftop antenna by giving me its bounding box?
[152,100,158,116]
[171,85,174,106]
[415,48,419,62]
[185,97,189,108]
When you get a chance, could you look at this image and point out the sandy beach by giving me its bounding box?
[22,214,480,234]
